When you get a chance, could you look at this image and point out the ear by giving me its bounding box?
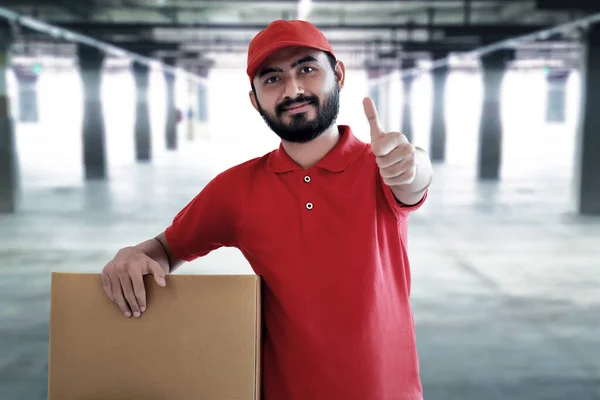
[249,90,259,112]
[334,59,346,90]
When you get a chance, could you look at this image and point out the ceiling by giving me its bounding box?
[1,0,598,72]
[1,0,587,24]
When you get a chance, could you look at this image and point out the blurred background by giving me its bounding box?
[0,1,599,399]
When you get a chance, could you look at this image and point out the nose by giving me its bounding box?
[282,76,304,100]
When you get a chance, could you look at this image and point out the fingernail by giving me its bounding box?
[133,311,140,318]
[124,312,131,317]
[140,307,146,312]
[159,278,166,286]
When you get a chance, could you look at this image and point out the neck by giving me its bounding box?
[282,125,340,169]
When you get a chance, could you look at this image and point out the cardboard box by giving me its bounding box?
[48,272,261,400]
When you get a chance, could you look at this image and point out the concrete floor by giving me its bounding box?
[1,125,600,400]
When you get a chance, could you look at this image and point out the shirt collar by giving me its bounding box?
[267,125,367,173]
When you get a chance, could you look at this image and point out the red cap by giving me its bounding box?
[246,20,335,82]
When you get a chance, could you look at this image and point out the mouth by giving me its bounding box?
[283,101,314,114]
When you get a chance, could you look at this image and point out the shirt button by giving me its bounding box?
[306,202,313,210]
[304,175,311,183]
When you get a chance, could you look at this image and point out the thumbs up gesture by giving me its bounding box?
[363,97,416,187]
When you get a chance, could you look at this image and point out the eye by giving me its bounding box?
[301,66,315,73]
[264,76,279,85]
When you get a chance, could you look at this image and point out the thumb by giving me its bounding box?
[145,259,167,287]
[363,96,383,142]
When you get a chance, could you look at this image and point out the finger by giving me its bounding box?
[363,97,383,142]
[372,132,409,158]
[144,259,167,288]
[382,165,417,186]
[118,272,141,318]
[379,154,415,179]
[101,272,115,303]
[130,271,147,314]
[375,141,414,167]
[110,274,131,317]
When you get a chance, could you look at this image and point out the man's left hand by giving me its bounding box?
[363,97,416,187]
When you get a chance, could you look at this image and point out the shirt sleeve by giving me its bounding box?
[379,170,428,221]
[164,170,240,262]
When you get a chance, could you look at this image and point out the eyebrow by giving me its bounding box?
[257,56,319,78]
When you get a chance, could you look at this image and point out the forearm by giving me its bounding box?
[390,147,433,206]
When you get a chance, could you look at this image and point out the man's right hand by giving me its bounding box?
[101,246,167,318]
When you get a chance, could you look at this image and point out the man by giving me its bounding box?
[101,20,433,400]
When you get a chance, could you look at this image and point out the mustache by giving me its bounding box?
[276,96,318,114]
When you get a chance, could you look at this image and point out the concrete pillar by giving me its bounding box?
[378,77,389,131]
[0,23,18,213]
[195,66,209,124]
[13,66,39,123]
[132,61,151,161]
[430,56,449,162]
[574,23,600,215]
[477,49,513,180]
[400,59,416,142]
[546,69,569,123]
[164,70,177,150]
[77,45,107,180]
[366,66,385,112]
[369,84,380,112]
[186,79,196,141]
[198,84,208,123]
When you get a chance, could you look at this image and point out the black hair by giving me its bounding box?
[325,52,338,72]
[251,52,338,95]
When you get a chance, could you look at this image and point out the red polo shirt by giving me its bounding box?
[165,125,426,400]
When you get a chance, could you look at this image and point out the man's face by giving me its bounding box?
[250,47,344,143]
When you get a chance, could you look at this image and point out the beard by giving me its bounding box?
[256,83,340,143]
